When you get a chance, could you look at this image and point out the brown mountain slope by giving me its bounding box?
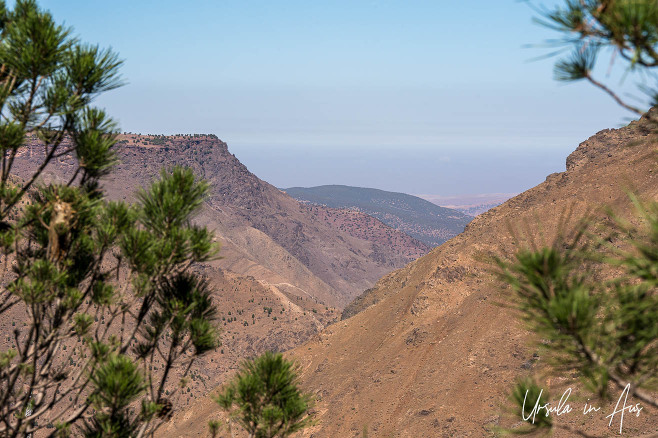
[13,134,428,308]
[168,264,338,407]
[0,259,337,412]
[307,205,430,259]
[5,133,433,428]
[168,116,658,436]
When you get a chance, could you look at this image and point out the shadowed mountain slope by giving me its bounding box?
[13,134,428,309]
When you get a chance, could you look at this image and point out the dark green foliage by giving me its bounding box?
[553,44,598,82]
[137,273,218,358]
[208,419,221,438]
[74,108,120,181]
[0,1,220,437]
[214,352,314,438]
[138,166,210,237]
[496,199,658,434]
[504,378,553,434]
[84,354,145,437]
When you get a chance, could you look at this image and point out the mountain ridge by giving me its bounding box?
[284,184,471,247]
[15,134,429,308]
[8,132,436,411]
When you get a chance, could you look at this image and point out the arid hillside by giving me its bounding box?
[168,115,658,437]
[0,260,338,413]
[13,134,428,309]
[7,133,436,417]
[306,205,430,259]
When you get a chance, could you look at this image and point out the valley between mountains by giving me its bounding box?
[9,131,465,412]
[160,114,658,436]
[14,133,442,310]
[10,113,658,437]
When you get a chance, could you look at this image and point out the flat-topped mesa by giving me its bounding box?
[18,132,230,164]
[112,134,276,212]
[16,132,269,210]
[12,132,432,309]
[113,133,232,172]
[115,134,232,174]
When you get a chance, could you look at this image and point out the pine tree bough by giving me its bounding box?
[0,1,220,436]
[533,0,658,121]
[495,198,658,434]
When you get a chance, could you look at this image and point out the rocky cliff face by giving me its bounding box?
[167,115,658,437]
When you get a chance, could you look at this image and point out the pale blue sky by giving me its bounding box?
[35,1,638,195]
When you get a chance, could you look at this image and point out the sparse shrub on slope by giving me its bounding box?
[212,352,314,438]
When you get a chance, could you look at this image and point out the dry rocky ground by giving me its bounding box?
[166,115,658,437]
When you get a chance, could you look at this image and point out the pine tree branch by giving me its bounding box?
[584,73,644,115]
[579,341,658,409]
